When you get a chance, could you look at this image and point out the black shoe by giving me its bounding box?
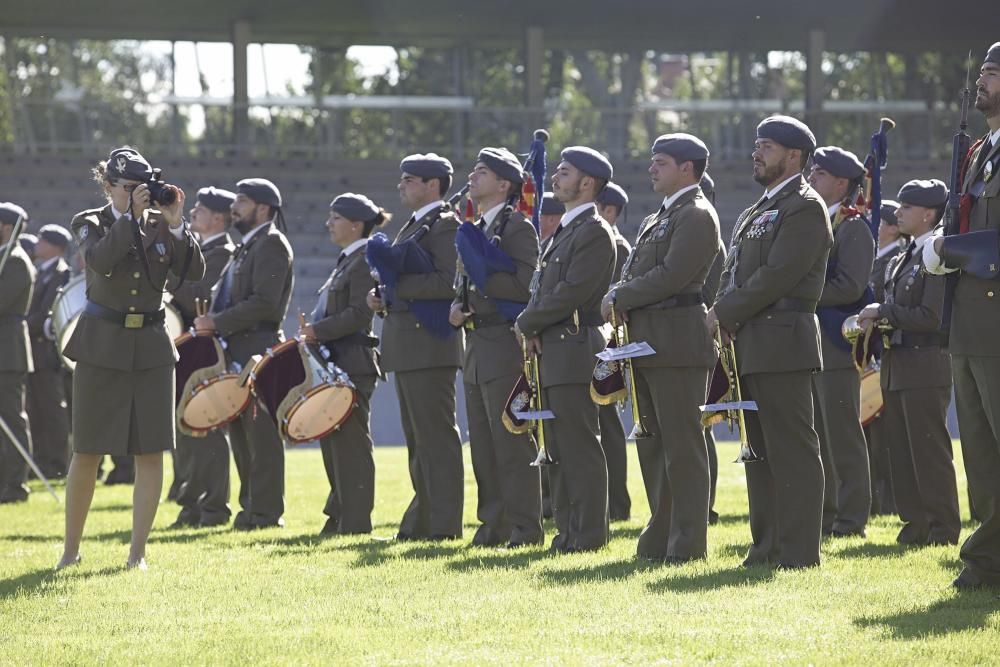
[169,508,200,529]
[708,510,720,526]
[198,514,231,528]
[233,512,253,531]
[429,534,460,542]
[394,532,418,542]
[952,569,986,591]
[610,512,630,523]
[0,485,30,504]
[636,552,666,563]
[775,561,817,571]
[830,528,866,539]
[320,518,339,536]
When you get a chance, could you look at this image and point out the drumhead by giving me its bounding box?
[283,383,356,444]
[181,375,252,435]
[859,369,883,426]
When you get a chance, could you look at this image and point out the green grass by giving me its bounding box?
[1,441,997,665]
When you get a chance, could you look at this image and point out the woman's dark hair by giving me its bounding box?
[363,208,393,237]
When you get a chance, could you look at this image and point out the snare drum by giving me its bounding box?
[51,274,184,371]
[175,330,252,437]
[250,339,356,444]
[859,367,884,426]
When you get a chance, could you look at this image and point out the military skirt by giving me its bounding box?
[72,361,175,455]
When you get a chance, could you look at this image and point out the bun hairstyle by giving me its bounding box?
[364,208,392,237]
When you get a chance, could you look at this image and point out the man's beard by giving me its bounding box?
[555,179,582,203]
[975,87,1000,118]
[752,161,784,187]
[233,212,256,235]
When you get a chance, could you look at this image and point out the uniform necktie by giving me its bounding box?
[211,244,243,314]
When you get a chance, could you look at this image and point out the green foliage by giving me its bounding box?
[1,443,997,664]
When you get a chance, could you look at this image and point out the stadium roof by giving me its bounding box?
[4,0,995,53]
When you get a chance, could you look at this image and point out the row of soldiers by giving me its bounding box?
[0,43,998,586]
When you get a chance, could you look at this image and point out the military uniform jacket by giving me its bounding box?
[611,227,631,282]
[312,247,380,378]
[951,135,1000,356]
[171,232,234,326]
[871,242,903,303]
[26,257,69,371]
[613,187,720,369]
[516,205,615,386]
[817,212,876,370]
[879,240,951,391]
[212,222,294,365]
[380,205,463,373]
[0,243,35,373]
[65,204,205,371]
[703,238,727,308]
[456,210,538,385]
[714,176,833,375]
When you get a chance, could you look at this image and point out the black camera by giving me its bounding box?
[146,168,179,206]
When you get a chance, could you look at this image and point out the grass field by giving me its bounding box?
[1,441,998,665]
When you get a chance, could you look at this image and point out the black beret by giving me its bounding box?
[880,200,900,226]
[757,115,817,152]
[330,193,381,223]
[597,182,628,208]
[651,133,710,161]
[38,224,73,248]
[813,146,866,180]
[897,179,948,208]
[196,186,237,213]
[560,146,613,181]
[477,147,524,184]
[236,178,282,208]
[400,153,454,180]
[985,42,1000,66]
[0,202,28,226]
[106,147,153,181]
[18,234,37,255]
[540,192,565,216]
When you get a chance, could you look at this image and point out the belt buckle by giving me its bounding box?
[124,313,145,329]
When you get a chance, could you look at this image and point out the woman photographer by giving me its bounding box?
[57,147,204,570]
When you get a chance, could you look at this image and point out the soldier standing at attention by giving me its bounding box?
[604,134,720,562]
[0,203,35,504]
[924,41,1000,590]
[515,146,616,553]
[194,179,293,531]
[57,148,205,569]
[367,154,465,541]
[24,224,72,480]
[807,146,875,538]
[169,186,236,528]
[450,148,543,547]
[707,116,832,569]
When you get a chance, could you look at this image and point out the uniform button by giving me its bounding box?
[415,323,421,328]
[541,261,547,268]
[130,289,138,296]
[560,334,565,340]
[626,274,632,280]
[128,306,136,312]
[766,315,772,319]
[988,291,995,298]
[133,272,141,279]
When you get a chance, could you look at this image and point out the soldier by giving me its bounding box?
[807,146,875,538]
[194,178,293,531]
[449,147,543,547]
[515,146,616,553]
[57,147,205,569]
[866,200,903,516]
[604,134,720,562]
[367,154,465,541]
[538,193,564,245]
[859,179,959,547]
[170,186,236,528]
[0,203,35,504]
[707,116,833,568]
[595,181,632,522]
[924,41,1000,590]
[299,193,387,536]
[25,224,72,480]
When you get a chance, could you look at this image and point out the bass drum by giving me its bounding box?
[250,339,356,444]
[859,367,884,426]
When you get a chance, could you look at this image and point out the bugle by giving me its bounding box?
[620,317,652,440]
[704,330,762,463]
[526,342,556,466]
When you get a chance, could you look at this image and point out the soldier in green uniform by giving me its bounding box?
[595,182,632,522]
[538,193,565,246]
[25,224,72,480]
[924,41,1000,589]
[57,148,205,569]
[516,146,616,553]
[707,116,833,568]
[807,146,875,538]
[367,154,465,540]
[170,186,236,528]
[859,179,959,546]
[604,134,720,562]
[300,193,387,535]
[0,203,35,504]
[194,178,294,531]
[449,147,543,547]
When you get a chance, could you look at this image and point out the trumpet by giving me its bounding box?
[525,339,556,467]
[616,313,653,440]
[715,330,763,464]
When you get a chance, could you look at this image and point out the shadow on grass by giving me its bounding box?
[539,557,662,586]
[447,547,547,573]
[854,592,1000,638]
[712,513,751,527]
[0,565,125,601]
[831,542,915,560]
[647,565,776,594]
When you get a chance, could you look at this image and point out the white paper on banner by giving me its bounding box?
[699,401,759,412]
[595,341,656,361]
[514,410,556,420]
